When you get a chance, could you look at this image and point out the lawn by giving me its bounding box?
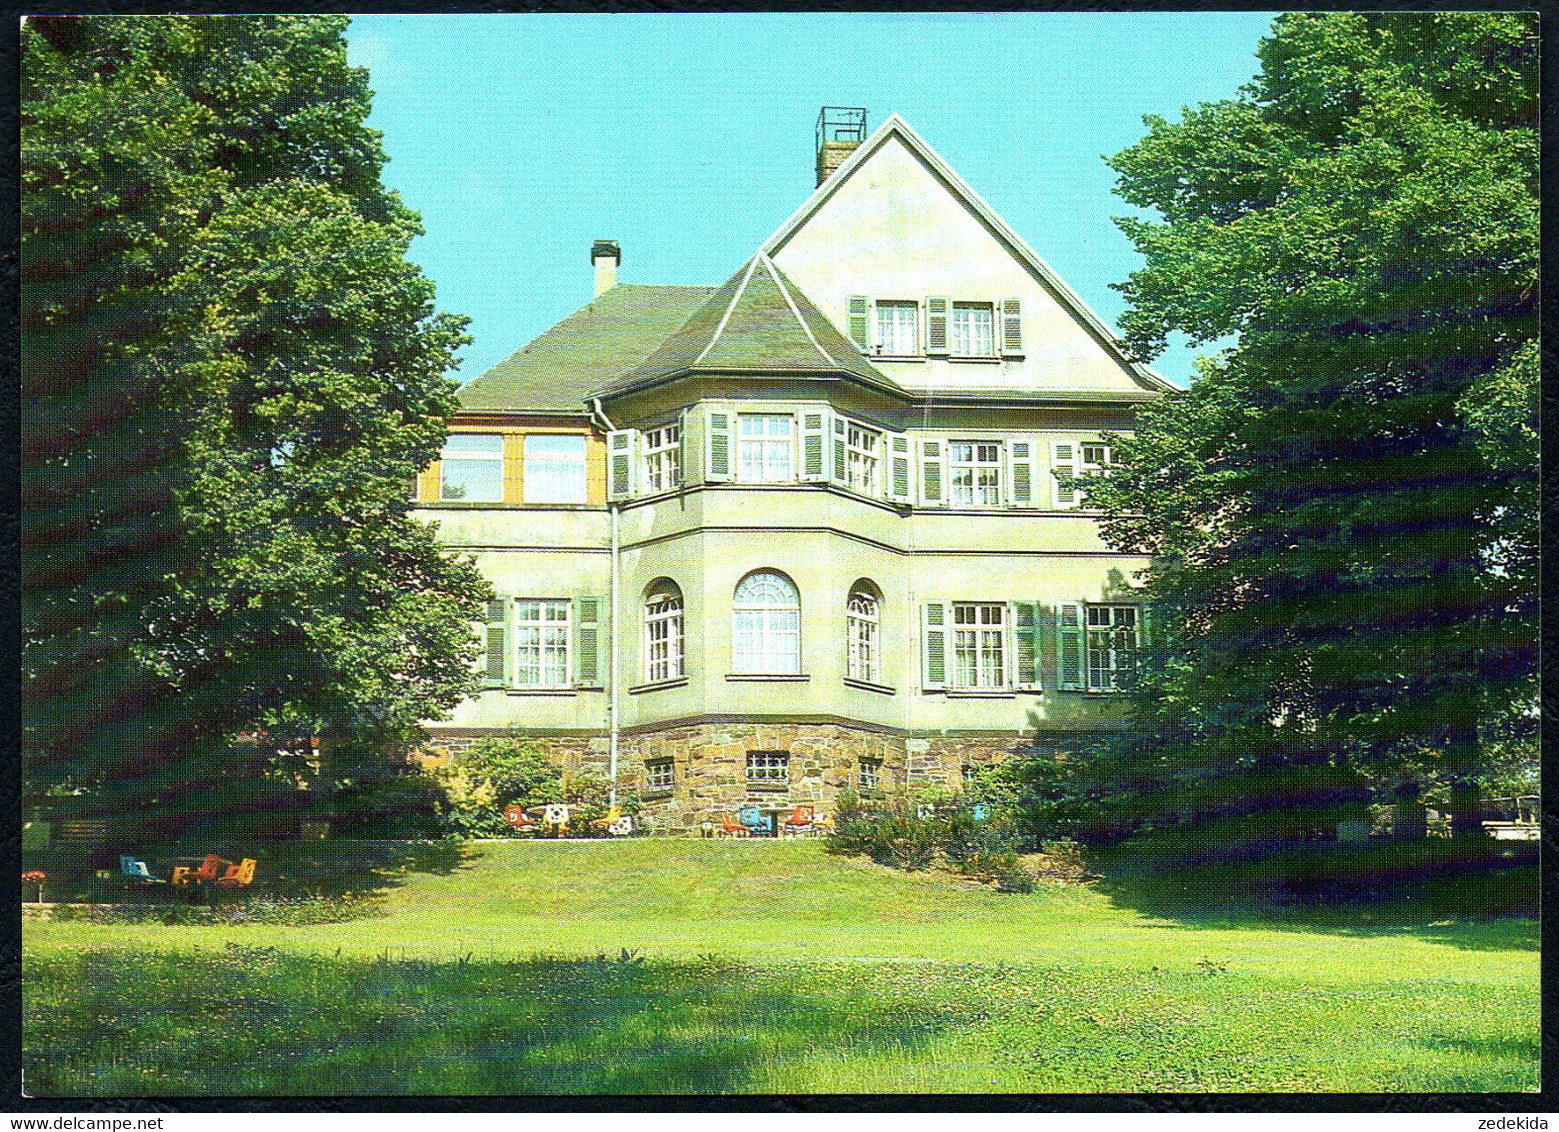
[23,839,1539,1095]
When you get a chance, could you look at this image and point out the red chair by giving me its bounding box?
[172,854,227,887]
[504,805,537,831]
[782,805,816,837]
[214,858,257,888]
[719,812,748,838]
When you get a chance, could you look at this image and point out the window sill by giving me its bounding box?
[628,677,689,695]
[937,689,1019,699]
[641,788,674,801]
[503,687,579,697]
[870,354,926,363]
[842,676,896,695]
[726,673,810,683]
[947,355,1003,364]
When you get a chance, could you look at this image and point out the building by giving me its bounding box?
[412,109,1171,832]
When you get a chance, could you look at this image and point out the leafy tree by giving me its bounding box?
[1065,13,1537,846]
[22,15,488,834]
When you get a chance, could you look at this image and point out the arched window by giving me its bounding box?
[643,579,684,683]
[733,571,800,674]
[846,580,881,683]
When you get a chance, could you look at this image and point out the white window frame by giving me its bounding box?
[644,758,675,791]
[737,414,794,483]
[643,423,681,493]
[644,587,685,683]
[522,434,588,504]
[733,571,801,674]
[952,602,1008,690]
[846,588,880,683]
[746,751,791,784]
[845,422,880,495]
[858,757,882,792]
[514,599,572,688]
[439,433,504,502]
[949,440,1004,507]
[1085,604,1139,692]
[1080,442,1112,472]
[951,302,995,357]
[874,300,920,357]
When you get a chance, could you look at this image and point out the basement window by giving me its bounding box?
[644,758,674,791]
[746,751,790,784]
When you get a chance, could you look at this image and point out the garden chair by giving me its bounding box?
[542,804,570,834]
[813,811,835,834]
[592,805,622,831]
[719,812,748,838]
[609,816,634,837]
[781,805,815,837]
[504,804,537,830]
[738,805,773,837]
[214,858,257,888]
[171,854,227,887]
[971,803,990,822]
[119,855,166,885]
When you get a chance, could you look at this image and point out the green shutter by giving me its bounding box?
[574,597,603,688]
[925,296,949,354]
[922,602,948,689]
[607,429,636,500]
[1051,442,1078,508]
[1007,439,1034,507]
[706,410,732,481]
[483,598,509,688]
[802,411,827,481]
[1057,602,1084,691]
[999,297,1024,355]
[832,416,849,487]
[848,296,871,351]
[919,438,946,506]
[1011,601,1040,690]
[889,435,912,502]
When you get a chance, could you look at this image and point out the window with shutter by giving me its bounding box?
[574,597,603,688]
[847,296,871,351]
[922,602,948,689]
[925,296,950,354]
[1057,602,1084,690]
[515,599,572,688]
[999,297,1024,356]
[1051,442,1078,509]
[705,410,733,481]
[482,598,509,688]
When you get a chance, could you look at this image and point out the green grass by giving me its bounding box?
[23,839,1539,1094]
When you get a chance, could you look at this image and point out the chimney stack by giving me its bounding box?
[592,240,620,297]
[815,107,868,186]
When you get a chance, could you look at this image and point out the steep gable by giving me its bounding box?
[765,115,1169,397]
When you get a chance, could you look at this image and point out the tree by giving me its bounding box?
[22,16,489,834]
[1065,13,1537,846]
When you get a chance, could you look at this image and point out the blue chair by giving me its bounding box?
[971,803,991,822]
[119,855,166,884]
[737,805,773,836]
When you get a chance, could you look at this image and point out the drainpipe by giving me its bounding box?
[591,398,621,807]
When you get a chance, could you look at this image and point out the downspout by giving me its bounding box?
[591,398,620,807]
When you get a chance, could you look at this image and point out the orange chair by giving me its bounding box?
[782,805,816,837]
[172,854,227,887]
[719,812,748,838]
[214,858,257,888]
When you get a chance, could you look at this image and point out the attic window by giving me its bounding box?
[951,303,995,357]
[524,434,587,504]
[874,301,919,357]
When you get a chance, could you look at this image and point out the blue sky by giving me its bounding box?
[345,12,1276,388]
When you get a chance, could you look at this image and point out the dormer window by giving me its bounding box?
[874,301,919,356]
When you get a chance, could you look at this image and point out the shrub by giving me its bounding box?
[50,894,383,926]
[433,738,563,838]
[827,788,1031,888]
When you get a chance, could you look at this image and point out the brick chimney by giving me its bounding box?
[592,240,620,297]
[815,107,868,186]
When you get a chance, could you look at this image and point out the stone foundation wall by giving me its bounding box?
[422,727,1039,834]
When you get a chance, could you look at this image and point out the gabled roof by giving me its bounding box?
[762,114,1173,394]
[597,253,893,396]
[456,284,717,413]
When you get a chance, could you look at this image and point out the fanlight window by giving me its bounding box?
[846,582,881,683]
[644,580,685,683]
[732,571,801,674]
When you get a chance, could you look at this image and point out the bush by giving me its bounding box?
[827,788,1031,889]
[49,894,383,926]
[432,738,563,838]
